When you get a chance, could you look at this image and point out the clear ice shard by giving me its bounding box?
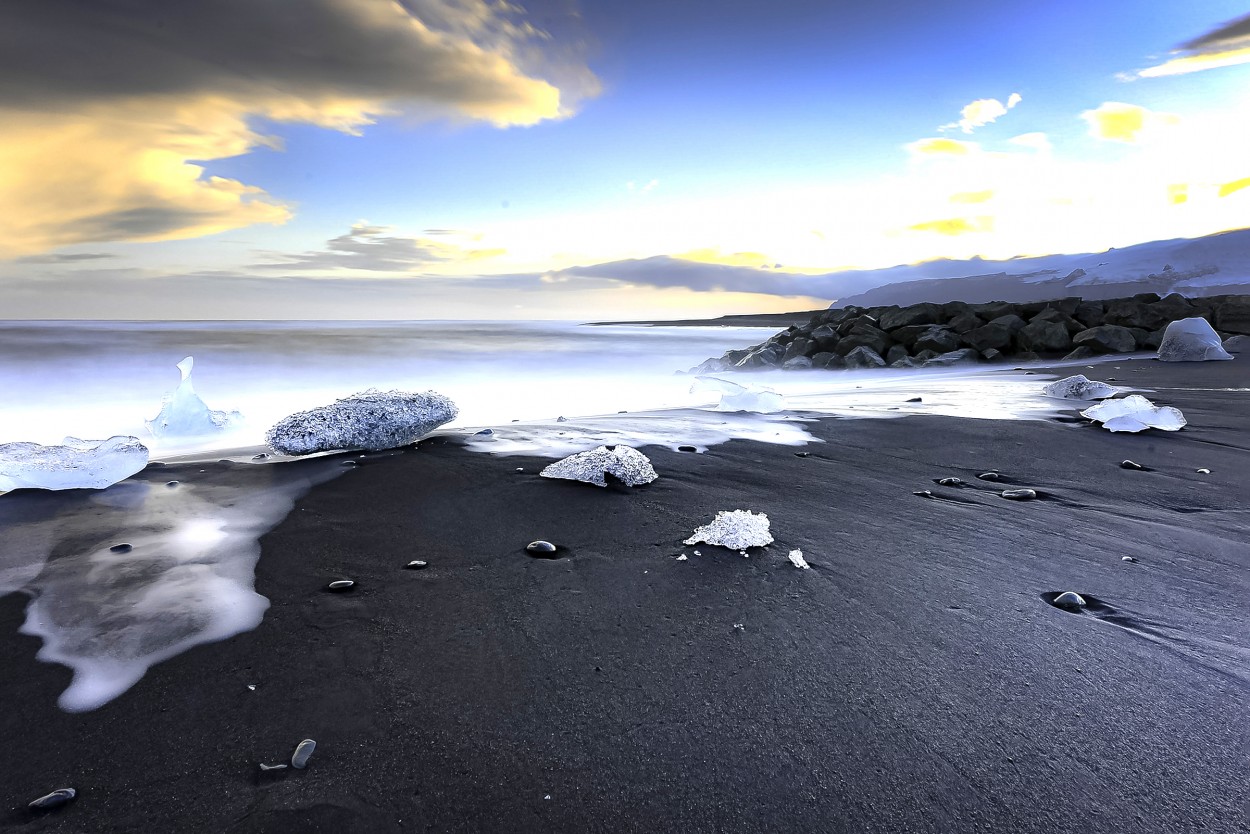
[684,510,774,549]
[539,445,658,487]
[1156,317,1233,362]
[0,436,149,492]
[691,376,785,413]
[146,357,241,438]
[1081,395,1186,433]
[1042,374,1117,400]
[266,389,458,455]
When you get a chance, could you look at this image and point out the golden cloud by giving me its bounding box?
[1218,177,1250,197]
[907,216,994,236]
[907,137,978,157]
[949,190,994,204]
[1134,13,1250,77]
[1081,102,1179,144]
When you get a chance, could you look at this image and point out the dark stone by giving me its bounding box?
[843,345,887,369]
[1127,327,1152,348]
[1144,328,1167,349]
[912,349,940,362]
[781,338,811,362]
[913,326,961,354]
[1030,308,1084,334]
[1103,299,1168,330]
[947,312,984,334]
[810,351,837,368]
[989,314,1027,334]
[1149,293,1194,322]
[941,300,973,319]
[1050,297,1082,315]
[922,348,981,367]
[885,344,910,364]
[110,543,133,553]
[1074,301,1105,328]
[887,324,935,347]
[971,301,1015,320]
[878,302,944,331]
[1223,334,1250,353]
[1132,292,1162,304]
[1015,351,1041,362]
[981,348,1005,362]
[1017,301,1050,318]
[1063,345,1098,361]
[889,356,918,368]
[526,540,560,558]
[961,321,1015,352]
[1015,319,1072,353]
[1072,325,1137,353]
[782,356,813,369]
[1214,297,1250,334]
[834,323,893,357]
[837,314,879,337]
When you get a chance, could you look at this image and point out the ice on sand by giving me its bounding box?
[1156,318,1233,362]
[266,389,458,455]
[685,510,774,549]
[0,436,148,492]
[1081,395,1186,433]
[540,445,658,487]
[691,377,784,413]
[1042,374,1117,400]
[147,357,241,438]
[788,549,810,569]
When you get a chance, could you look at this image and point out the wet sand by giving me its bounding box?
[1,357,1247,832]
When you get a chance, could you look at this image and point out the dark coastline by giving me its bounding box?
[1,358,1248,833]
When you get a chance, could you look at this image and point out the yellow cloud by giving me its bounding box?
[908,216,994,236]
[949,190,994,204]
[1082,102,1179,143]
[1138,46,1250,77]
[907,137,978,157]
[678,248,776,268]
[1167,184,1189,204]
[1218,177,1250,197]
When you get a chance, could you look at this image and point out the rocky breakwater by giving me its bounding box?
[690,293,1250,372]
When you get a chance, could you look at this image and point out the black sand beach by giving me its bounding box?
[2,357,1248,833]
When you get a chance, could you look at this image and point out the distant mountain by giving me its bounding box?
[831,228,1250,308]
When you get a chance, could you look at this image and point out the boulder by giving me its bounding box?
[1149,292,1194,322]
[971,301,1015,320]
[988,314,1028,334]
[843,346,887,369]
[981,348,1005,362]
[912,349,940,363]
[1071,325,1137,353]
[878,303,944,331]
[1214,297,1250,335]
[922,348,981,367]
[889,356,919,368]
[1073,301,1105,328]
[834,323,893,357]
[947,312,984,334]
[1030,308,1084,334]
[913,326,961,354]
[1223,335,1250,354]
[781,338,811,362]
[941,300,974,319]
[886,324,934,347]
[782,356,814,369]
[1015,319,1072,353]
[1063,346,1098,361]
[885,344,910,364]
[961,321,1016,352]
[1103,299,1168,330]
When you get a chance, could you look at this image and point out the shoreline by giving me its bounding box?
[1,357,1247,832]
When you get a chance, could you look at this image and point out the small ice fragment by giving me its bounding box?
[326,580,354,592]
[1156,317,1233,362]
[539,445,658,487]
[291,739,316,769]
[247,684,256,690]
[692,550,701,556]
[733,623,745,630]
[1052,591,1086,610]
[691,376,784,413]
[1081,395,1186,433]
[977,472,1001,481]
[259,763,287,772]
[0,436,149,491]
[913,490,933,498]
[1196,468,1211,474]
[28,788,76,810]
[544,795,552,800]
[937,477,962,486]
[1120,460,1144,470]
[788,549,810,569]
[405,560,428,570]
[266,389,458,455]
[1122,556,1136,562]
[1001,489,1037,500]
[146,357,241,438]
[684,510,774,550]
[676,554,688,561]
[1042,375,1117,400]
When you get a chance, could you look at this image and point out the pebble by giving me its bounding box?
[1001,489,1037,500]
[165,480,179,487]
[247,684,256,690]
[515,467,524,472]
[28,788,76,810]
[291,739,316,769]
[937,477,962,486]
[913,490,934,498]
[677,445,697,452]
[794,452,810,458]
[259,763,288,772]
[676,554,688,561]
[474,428,493,436]
[977,472,1001,481]
[692,550,701,556]
[1196,468,1211,474]
[109,543,133,553]
[1122,556,1136,562]
[557,416,568,422]
[252,453,269,461]
[1120,460,1144,470]
[405,560,428,570]
[526,540,558,556]
[326,580,355,591]
[906,397,922,402]
[340,460,358,467]
[1052,591,1087,609]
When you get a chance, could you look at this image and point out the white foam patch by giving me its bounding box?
[0,461,343,712]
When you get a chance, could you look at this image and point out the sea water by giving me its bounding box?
[0,319,1072,711]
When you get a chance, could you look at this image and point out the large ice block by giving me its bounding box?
[1156,317,1233,362]
[1080,395,1186,433]
[266,389,459,455]
[0,436,149,492]
[540,445,658,487]
[691,376,784,413]
[146,357,241,438]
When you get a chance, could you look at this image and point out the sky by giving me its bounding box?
[1,0,1249,320]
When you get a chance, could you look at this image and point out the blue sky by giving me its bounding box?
[1,0,1248,318]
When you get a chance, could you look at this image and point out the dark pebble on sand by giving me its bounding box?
[405,560,428,570]
[326,580,355,592]
[110,543,133,553]
[166,480,179,487]
[977,472,1001,481]
[794,452,810,457]
[526,540,559,557]
[1120,460,1144,470]
[677,445,697,452]
[1051,591,1087,610]
[913,490,934,498]
[252,453,268,461]
[474,428,493,436]
[291,739,316,769]
[906,397,922,402]
[937,477,962,486]
[1122,556,1137,562]
[1001,488,1037,500]
[28,788,76,810]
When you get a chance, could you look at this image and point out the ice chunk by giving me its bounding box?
[788,549,810,569]
[1156,317,1233,362]
[691,376,784,413]
[147,357,241,438]
[266,389,458,455]
[1042,374,1117,400]
[684,510,774,549]
[1081,395,1186,433]
[539,445,658,487]
[0,436,148,492]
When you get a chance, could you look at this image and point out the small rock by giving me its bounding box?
[526,540,559,558]
[937,477,962,486]
[913,490,934,498]
[1052,591,1087,609]
[676,554,688,561]
[794,452,810,458]
[326,580,355,591]
[1120,460,1144,470]
[977,472,1001,481]
[1001,488,1037,500]
[557,416,568,422]
[109,543,133,553]
[291,739,316,769]
[405,560,428,570]
[1122,556,1136,562]
[906,397,922,402]
[473,428,494,436]
[28,788,76,810]
[166,480,179,487]
[677,445,697,452]
[252,453,269,461]
[1196,468,1211,474]
[247,684,256,691]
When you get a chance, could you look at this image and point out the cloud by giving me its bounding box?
[627,179,660,193]
[907,137,979,157]
[0,0,598,258]
[940,93,1022,133]
[255,223,504,272]
[908,217,994,236]
[1082,102,1179,143]
[948,190,993,205]
[15,252,116,264]
[1008,132,1052,153]
[1219,177,1250,198]
[1133,12,1250,77]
